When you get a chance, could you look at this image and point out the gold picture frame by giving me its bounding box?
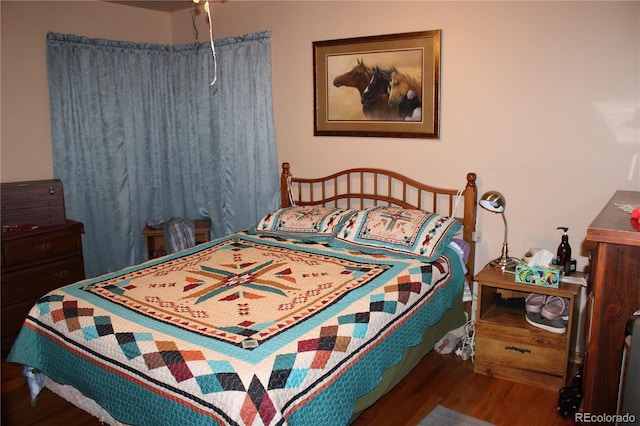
[313,30,441,139]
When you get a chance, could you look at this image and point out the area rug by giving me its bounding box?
[418,405,495,426]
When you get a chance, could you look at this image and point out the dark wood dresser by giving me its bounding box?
[583,190,640,416]
[1,220,85,355]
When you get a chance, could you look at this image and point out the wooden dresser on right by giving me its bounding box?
[583,190,640,416]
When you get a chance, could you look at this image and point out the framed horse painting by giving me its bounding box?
[313,30,441,139]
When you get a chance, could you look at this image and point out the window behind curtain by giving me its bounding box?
[47,31,279,278]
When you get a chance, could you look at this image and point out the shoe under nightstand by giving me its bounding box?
[473,264,582,391]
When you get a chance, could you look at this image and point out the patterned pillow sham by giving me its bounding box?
[253,206,355,240]
[332,206,462,261]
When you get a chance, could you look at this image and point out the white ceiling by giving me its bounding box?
[108,1,195,13]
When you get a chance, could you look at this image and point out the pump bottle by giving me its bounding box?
[556,227,572,275]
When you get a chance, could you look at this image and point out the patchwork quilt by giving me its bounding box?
[8,231,464,426]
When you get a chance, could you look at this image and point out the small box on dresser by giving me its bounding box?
[1,179,66,227]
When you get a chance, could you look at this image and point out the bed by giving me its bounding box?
[7,162,478,426]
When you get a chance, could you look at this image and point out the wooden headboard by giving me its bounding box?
[279,162,478,278]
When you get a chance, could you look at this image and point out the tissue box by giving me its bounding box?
[514,262,561,288]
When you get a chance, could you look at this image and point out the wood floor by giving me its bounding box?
[1,350,570,426]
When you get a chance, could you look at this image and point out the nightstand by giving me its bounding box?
[142,219,211,259]
[474,265,581,391]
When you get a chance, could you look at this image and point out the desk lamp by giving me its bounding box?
[479,191,519,272]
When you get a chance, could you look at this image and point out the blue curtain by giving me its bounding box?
[47,31,279,278]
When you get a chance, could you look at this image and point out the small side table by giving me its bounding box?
[142,218,211,259]
[474,265,582,391]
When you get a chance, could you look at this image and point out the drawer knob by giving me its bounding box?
[48,186,57,195]
[35,243,52,253]
[54,270,69,279]
[505,345,532,354]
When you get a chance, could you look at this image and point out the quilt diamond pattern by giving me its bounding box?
[11,233,463,426]
[83,237,389,349]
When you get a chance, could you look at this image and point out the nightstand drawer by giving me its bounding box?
[1,255,85,306]
[2,227,82,267]
[476,321,566,377]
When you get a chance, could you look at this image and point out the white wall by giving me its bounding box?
[177,1,640,273]
[0,1,171,181]
[2,1,639,276]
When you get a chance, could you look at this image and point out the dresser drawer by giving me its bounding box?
[476,321,566,377]
[1,255,85,307]
[2,226,82,267]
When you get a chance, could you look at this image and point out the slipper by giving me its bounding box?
[542,296,568,320]
[434,324,466,354]
[526,312,567,334]
[525,293,546,313]
[434,331,462,354]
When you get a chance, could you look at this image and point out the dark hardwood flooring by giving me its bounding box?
[1,350,570,426]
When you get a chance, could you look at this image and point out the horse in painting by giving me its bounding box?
[362,66,422,121]
[361,66,392,107]
[333,59,398,121]
[389,67,422,121]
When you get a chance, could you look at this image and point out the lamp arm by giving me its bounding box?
[501,211,508,248]
[483,199,519,272]
[500,211,510,260]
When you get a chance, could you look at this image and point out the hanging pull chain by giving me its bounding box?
[204,0,217,86]
[193,0,217,86]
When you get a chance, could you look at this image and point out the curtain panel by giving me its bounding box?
[47,31,279,278]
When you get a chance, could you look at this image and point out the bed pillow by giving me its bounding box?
[332,206,462,261]
[253,206,355,241]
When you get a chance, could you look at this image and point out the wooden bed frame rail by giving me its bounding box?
[280,162,478,278]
